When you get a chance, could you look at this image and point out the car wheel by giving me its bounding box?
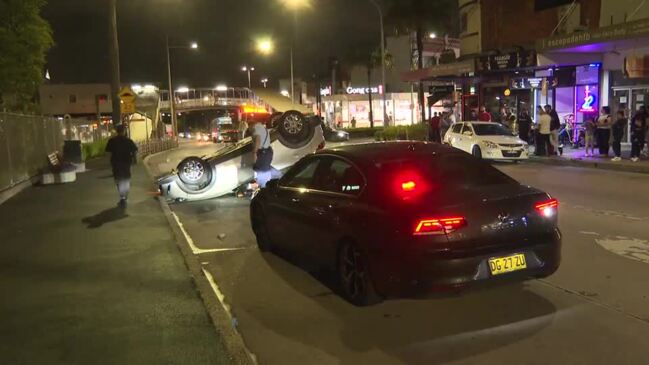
[252,206,273,252]
[472,145,483,159]
[177,157,212,189]
[337,241,382,306]
[274,110,315,149]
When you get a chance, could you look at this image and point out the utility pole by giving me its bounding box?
[108,0,121,125]
[166,35,177,137]
[369,0,388,127]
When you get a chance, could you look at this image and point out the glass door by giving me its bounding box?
[613,88,631,143]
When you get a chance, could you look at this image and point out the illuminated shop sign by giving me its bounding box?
[578,85,598,113]
[346,85,384,95]
[320,86,332,96]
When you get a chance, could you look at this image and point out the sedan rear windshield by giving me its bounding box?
[375,153,517,193]
[472,124,513,136]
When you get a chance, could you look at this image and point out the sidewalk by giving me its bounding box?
[528,145,649,174]
[0,158,231,364]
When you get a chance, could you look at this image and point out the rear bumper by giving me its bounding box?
[369,230,561,298]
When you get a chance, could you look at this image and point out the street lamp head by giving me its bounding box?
[250,67,255,71]
[176,87,190,93]
[215,85,228,92]
[256,38,274,55]
[280,0,310,10]
[242,66,248,72]
[429,33,437,39]
[190,42,199,49]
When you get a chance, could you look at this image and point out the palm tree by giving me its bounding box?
[384,0,458,123]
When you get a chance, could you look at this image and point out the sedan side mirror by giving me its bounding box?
[462,130,473,136]
[266,179,279,190]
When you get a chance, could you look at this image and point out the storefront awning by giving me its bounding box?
[400,60,475,82]
[537,18,649,53]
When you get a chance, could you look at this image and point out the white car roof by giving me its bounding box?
[459,121,501,125]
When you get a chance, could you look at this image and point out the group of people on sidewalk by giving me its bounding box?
[461,103,649,163]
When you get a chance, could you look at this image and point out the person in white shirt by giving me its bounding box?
[251,120,273,188]
[537,108,552,156]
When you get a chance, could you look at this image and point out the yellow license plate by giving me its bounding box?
[488,254,527,275]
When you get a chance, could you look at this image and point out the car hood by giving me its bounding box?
[478,135,526,144]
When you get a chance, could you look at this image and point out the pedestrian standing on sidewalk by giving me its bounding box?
[429,112,442,143]
[583,116,596,157]
[545,105,561,155]
[517,109,532,143]
[611,110,627,161]
[105,125,138,208]
[537,108,552,156]
[631,106,647,162]
[596,106,612,156]
[478,106,492,122]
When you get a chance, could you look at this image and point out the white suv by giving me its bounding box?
[444,122,529,161]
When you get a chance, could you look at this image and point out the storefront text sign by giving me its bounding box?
[477,51,537,72]
[538,18,649,51]
[346,85,384,95]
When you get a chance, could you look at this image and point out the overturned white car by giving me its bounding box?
[157,110,324,202]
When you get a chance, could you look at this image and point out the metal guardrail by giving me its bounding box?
[136,138,178,158]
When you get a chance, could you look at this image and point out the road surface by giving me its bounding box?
[147,141,649,365]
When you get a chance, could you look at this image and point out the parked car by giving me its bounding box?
[250,142,561,306]
[444,122,529,161]
[321,121,350,142]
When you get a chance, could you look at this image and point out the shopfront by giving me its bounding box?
[321,92,423,128]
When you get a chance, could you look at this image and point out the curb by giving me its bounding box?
[143,153,257,365]
[528,156,649,174]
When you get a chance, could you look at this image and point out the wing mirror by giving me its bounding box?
[266,179,279,190]
[462,130,473,136]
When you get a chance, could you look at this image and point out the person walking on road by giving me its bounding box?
[631,106,647,162]
[583,116,596,157]
[596,106,612,157]
[517,109,532,144]
[611,110,627,161]
[105,125,138,207]
[250,118,273,188]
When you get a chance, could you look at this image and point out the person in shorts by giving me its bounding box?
[250,119,273,188]
[583,116,596,157]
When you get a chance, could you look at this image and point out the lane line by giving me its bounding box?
[171,211,248,254]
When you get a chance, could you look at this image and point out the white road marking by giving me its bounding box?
[595,237,649,265]
[579,231,600,236]
[571,205,649,222]
[171,211,247,255]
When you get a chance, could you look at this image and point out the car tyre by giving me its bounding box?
[252,206,273,252]
[337,241,382,306]
[177,157,212,188]
[274,110,315,149]
[472,145,483,159]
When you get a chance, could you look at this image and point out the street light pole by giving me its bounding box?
[290,11,297,104]
[242,66,255,89]
[369,0,388,127]
[165,35,177,137]
[108,0,121,126]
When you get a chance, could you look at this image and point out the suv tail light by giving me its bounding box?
[535,198,558,218]
[414,217,466,235]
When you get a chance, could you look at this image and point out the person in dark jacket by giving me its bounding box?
[611,110,627,161]
[105,125,138,207]
[631,106,647,162]
[517,109,532,143]
[545,105,561,155]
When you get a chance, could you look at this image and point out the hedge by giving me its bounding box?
[82,138,109,160]
[374,123,428,141]
[342,127,384,139]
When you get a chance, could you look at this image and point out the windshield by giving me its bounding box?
[472,124,513,136]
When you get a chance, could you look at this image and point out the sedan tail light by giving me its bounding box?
[414,217,466,235]
[535,198,559,218]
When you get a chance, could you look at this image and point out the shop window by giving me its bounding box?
[69,94,77,103]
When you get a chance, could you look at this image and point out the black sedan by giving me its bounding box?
[250,142,561,306]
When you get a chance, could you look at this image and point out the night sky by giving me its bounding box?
[43,0,379,89]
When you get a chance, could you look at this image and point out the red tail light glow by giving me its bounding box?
[401,181,417,192]
[414,217,466,235]
[535,198,559,218]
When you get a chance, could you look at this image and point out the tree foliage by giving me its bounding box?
[0,0,53,112]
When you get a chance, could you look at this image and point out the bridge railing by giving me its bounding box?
[158,87,271,112]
